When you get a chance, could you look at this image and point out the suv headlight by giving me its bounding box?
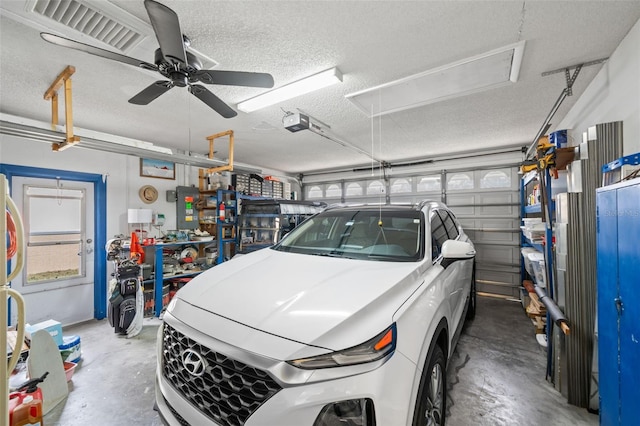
[287,324,396,369]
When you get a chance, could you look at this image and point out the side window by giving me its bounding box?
[430,212,448,260]
[439,210,459,240]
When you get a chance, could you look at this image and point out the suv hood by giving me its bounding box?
[174,248,421,351]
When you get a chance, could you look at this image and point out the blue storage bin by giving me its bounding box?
[58,335,82,364]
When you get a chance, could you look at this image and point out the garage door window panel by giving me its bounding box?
[325,183,342,198]
[306,185,323,199]
[417,176,441,192]
[345,182,364,197]
[367,180,386,195]
[479,169,512,189]
[390,178,412,194]
[447,172,474,191]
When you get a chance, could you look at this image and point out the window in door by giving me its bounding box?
[24,186,85,284]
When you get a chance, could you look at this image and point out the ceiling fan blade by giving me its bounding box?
[193,70,275,88]
[41,33,158,71]
[144,0,187,65]
[129,81,173,105]
[189,85,237,118]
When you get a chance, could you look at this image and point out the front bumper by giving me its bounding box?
[155,313,419,426]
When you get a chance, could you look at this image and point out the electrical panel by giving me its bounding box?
[176,186,199,229]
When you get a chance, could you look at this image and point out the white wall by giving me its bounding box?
[1,135,128,240]
[557,18,640,155]
[0,135,298,239]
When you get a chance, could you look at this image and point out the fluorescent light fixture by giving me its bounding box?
[237,67,343,113]
[346,41,526,117]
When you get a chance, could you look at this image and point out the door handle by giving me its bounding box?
[614,297,623,313]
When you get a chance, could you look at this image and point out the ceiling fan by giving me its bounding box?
[40,0,274,118]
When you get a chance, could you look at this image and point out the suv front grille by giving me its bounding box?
[162,323,282,426]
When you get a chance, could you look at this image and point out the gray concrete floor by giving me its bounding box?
[40,296,598,425]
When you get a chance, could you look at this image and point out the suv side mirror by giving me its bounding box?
[441,240,475,268]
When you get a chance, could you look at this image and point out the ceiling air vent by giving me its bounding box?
[31,0,143,52]
[1,0,219,69]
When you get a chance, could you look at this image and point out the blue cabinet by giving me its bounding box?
[596,179,640,426]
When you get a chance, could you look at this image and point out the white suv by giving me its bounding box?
[155,201,476,426]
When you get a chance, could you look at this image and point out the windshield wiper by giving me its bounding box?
[308,250,361,259]
[313,251,344,257]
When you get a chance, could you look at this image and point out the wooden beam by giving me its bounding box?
[51,93,58,130]
[64,77,74,142]
[45,65,80,151]
[44,65,75,100]
[205,130,234,174]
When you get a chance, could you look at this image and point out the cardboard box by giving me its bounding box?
[25,319,63,346]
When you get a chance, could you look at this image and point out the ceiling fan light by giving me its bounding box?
[237,67,343,113]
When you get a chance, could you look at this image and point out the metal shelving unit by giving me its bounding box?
[216,189,238,264]
[237,199,326,254]
[147,240,213,317]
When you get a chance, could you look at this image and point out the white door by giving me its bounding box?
[11,177,95,326]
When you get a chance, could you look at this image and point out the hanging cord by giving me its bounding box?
[187,91,192,184]
[56,177,62,205]
[378,89,384,226]
[371,104,375,177]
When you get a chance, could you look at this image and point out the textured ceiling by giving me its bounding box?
[1,1,639,174]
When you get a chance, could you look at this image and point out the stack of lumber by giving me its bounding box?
[523,280,547,333]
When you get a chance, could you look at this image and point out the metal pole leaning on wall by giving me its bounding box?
[535,286,570,334]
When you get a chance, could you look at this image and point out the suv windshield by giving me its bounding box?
[272,208,423,262]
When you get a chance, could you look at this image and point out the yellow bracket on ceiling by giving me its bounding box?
[44,65,80,152]
[204,130,234,174]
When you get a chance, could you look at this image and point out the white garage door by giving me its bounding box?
[444,168,521,298]
[303,161,522,298]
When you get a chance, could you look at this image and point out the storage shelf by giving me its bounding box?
[520,167,556,379]
[147,239,214,317]
[242,226,279,231]
[523,171,539,186]
[237,199,326,255]
[523,239,544,252]
[525,204,542,214]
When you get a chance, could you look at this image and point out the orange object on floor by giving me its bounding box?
[130,232,145,264]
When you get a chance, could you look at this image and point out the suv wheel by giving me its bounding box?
[414,345,446,426]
